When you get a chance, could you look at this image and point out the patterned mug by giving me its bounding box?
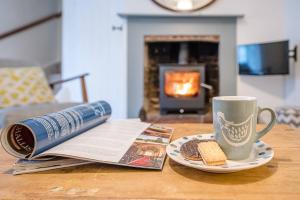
[213,96,276,160]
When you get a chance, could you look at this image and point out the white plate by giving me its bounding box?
[166,133,274,173]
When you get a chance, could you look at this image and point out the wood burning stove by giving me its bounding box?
[159,64,206,114]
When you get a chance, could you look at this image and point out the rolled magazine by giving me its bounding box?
[1,101,111,159]
[0,101,174,175]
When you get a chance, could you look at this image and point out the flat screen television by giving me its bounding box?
[238,40,289,75]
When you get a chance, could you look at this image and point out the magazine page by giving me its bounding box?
[12,124,173,174]
[118,125,173,169]
[38,120,151,163]
[0,101,111,159]
[13,158,92,175]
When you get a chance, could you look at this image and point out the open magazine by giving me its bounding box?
[0,101,173,175]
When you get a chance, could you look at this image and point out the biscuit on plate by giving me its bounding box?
[197,141,227,166]
[180,139,202,161]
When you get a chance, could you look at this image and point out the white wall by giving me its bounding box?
[61,0,300,119]
[60,0,127,119]
[0,0,61,65]
[284,0,300,106]
[235,0,300,108]
[234,0,287,108]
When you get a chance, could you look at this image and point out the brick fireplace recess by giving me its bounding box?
[140,35,219,122]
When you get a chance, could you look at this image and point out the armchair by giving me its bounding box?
[0,59,89,128]
[49,73,89,103]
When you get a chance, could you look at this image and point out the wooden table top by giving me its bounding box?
[0,124,300,200]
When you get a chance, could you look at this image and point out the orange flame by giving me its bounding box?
[164,71,200,97]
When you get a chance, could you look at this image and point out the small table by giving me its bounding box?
[0,124,300,199]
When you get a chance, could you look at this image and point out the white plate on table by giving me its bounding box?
[166,133,274,173]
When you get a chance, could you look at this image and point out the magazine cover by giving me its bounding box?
[1,101,111,159]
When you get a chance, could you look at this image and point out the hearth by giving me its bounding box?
[159,64,206,114]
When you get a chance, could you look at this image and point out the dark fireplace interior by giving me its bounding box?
[141,35,219,122]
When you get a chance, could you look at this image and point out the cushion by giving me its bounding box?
[0,102,81,128]
[0,67,55,108]
[276,106,300,129]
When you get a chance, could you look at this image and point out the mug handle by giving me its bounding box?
[256,107,276,141]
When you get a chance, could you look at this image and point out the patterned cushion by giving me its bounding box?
[0,67,55,108]
[276,107,300,129]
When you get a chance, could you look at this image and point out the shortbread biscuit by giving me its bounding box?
[180,140,202,161]
[197,141,227,166]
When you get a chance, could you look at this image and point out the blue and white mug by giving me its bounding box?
[213,96,276,160]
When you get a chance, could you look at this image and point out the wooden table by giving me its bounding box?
[0,124,300,200]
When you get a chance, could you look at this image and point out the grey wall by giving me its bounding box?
[127,16,237,117]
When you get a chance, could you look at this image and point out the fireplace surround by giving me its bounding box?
[126,16,238,119]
